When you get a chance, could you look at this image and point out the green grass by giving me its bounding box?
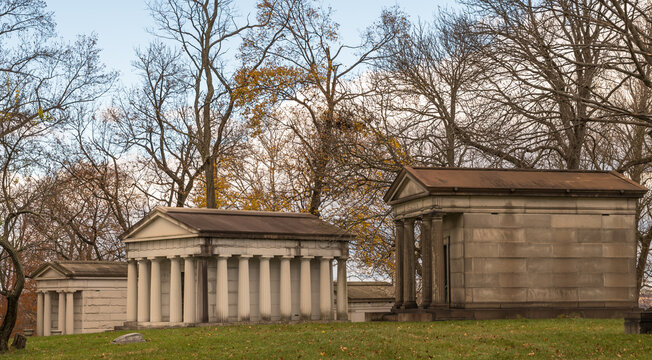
[4,319,652,359]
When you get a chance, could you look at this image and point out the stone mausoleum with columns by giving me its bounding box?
[31,261,128,335]
[120,207,352,327]
[385,166,646,320]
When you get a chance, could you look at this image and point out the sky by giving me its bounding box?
[45,0,455,87]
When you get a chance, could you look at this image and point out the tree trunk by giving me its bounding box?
[0,237,25,352]
[205,157,216,209]
[0,295,20,352]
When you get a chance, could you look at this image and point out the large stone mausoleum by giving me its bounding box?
[384,166,647,320]
[120,207,352,327]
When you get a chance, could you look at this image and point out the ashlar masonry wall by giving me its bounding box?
[458,197,637,309]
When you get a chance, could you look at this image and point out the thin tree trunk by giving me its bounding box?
[0,238,25,352]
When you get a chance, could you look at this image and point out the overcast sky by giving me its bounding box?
[45,0,455,87]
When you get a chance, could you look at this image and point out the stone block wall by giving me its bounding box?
[81,284,127,333]
[460,199,637,309]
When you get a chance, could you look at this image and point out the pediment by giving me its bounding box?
[126,213,196,241]
[32,266,66,280]
[397,177,428,199]
[384,168,429,203]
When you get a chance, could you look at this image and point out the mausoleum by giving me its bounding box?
[31,261,127,335]
[384,166,647,320]
[120,207,352,327]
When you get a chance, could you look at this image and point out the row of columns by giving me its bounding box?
[394,214,446,309]
[36,290,75,336]
[127,255,348,324]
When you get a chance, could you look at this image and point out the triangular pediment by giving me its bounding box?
[384,167,429,203]
[397,176,428,199]
[31,264,67,280]
[124,212,197,242]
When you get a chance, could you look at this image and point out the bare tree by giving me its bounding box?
[0,0,114,350]
[144,0,285,209]
[242,0,402,216]
[112,43,201,207]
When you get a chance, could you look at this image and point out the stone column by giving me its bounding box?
[279,256,292,320]
[137,258,150,322]
[183,256,196,323]
[65,291,74,335]
[238,255,251,321]
[402,218,417,309]
[216,255,229,322]
[299,256,313,320]
[36,291,44,336]
[57,291,65,334]
[393,219,404,309]
[421,216,433,308]
[169,256,182,323]
[259,256,272,321]
[149,257,162,322]
[126,259,138,322]
[431,214,446,306]
[43,291,51,336]
[319,257,332,320]
[336,258,348,320]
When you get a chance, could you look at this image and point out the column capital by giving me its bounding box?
[239,254,253,258]
[136,257,148,262]
[336,256,348,261]
[299,255,314,260]
[127,258,137,263]
[320,256,333,260]
[148,256,163,261]
[166,255,180,259]
[393,218,404,226]
[279,255,294,259]
[216,254,231,259]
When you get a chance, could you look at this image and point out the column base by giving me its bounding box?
[401,301,418,310]
[420,302,431,309]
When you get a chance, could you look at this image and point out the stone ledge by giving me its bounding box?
[624,311,652,334]
[386,306,638,321]
[115,319,349,331]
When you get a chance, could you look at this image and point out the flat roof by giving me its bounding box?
[385,166,647,201]
[124,207,354,240]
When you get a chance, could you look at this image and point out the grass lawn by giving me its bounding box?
[4,318,652,359]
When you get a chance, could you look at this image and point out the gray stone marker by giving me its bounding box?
[11,334,26,349]
[625,311,652,334]
[112,333,146,344]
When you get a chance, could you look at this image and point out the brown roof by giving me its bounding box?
[125,207,354,240]
[335,281,394,303]
[385,166,647,202]
[30,261,127,279]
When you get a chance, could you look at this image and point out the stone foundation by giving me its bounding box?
[370,306,638,322]
[624,311,652,334]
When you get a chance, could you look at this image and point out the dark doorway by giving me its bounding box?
[443,236,451,304]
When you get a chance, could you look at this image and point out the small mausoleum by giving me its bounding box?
[120,207,352,327]
[341,282,394,322]
[31,261,127,335]
[384,166,647,320]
